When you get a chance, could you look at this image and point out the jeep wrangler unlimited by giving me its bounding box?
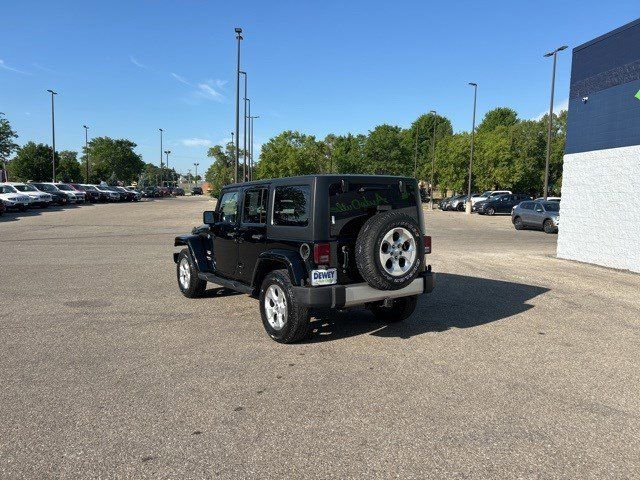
[173,174,434,343]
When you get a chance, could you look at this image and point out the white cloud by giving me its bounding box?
[197,82,224,102]
[0,59,30,75]
[182,138,213,147]
[215,79,228,89]
[535,98,568,120]
[130,56,147,69]
[171,72,193,86]
[32,62,58,74]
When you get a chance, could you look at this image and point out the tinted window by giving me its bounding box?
[218,191,239,223]
[520,202,534,210]
[543,202,560,212]
[273,185,310,227]
[534,203,544,212]
[242,188,268,224]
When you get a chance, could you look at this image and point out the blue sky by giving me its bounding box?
[1,0,638,174]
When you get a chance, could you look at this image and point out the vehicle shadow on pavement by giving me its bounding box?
[307,273,550,342]
[201,287,242,299]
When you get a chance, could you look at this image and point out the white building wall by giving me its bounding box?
[557,145,640,273]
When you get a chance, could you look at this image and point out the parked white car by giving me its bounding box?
[0,184,31,210]
[55,183,85,203]
[6,182,53,207]
[470,190,513,206]
[94,185,121,201]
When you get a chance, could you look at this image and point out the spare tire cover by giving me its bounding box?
[355,210,424,290]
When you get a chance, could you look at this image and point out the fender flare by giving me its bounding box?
[251,249,307,291]
[174,235,210,273]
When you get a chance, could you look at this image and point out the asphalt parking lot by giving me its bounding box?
[1,197,639,479]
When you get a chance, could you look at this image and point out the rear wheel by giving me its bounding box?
[543,219,556,234]
[176,249,207,298]
[513,216,524,230]
[259,269,310,343]
[368,296,418,322]
[486,207,496,216]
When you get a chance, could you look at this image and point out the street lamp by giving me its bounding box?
[466,83,478,214]
[193,162,200,187]
[240,70,248,182]
[234,27,243,183]
[250,115,259,180]
[164,150,171,185]
[159,128,164,186]
[429,110,437,210]
[543,45,568,200]
[47,89,58,182]
[83,125,90,182]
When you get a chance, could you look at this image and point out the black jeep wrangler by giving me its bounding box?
[173,174,434,343]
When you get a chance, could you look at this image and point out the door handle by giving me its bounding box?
[251,234,265,240]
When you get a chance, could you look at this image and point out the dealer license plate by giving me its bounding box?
[310,268,337,286]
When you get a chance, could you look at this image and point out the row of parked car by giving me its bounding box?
[0,181,143,215]
[439,190,561,233]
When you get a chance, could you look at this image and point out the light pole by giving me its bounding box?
[413,122,419,180]
[83,125,89,183]
[239,71,248,182]
[159,128,164,186]
[543,45,568,200]
[466,83,478,214]
[47,90,57,182]
[193,162,199,187]
[234,27,243,183]
[245,97,250,181]
[429,110,437,210]
[250,115,259,180]
[247,98,252,179]
[164,150,171,185]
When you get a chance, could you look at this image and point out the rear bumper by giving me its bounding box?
[293,269,435,309]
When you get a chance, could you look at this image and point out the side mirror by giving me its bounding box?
[203,210,219,224]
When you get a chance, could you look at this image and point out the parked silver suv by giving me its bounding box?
[512,200,559,234]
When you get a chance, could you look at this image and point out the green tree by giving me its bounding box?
[434,133,471,194]
[409,112,453,181]
[476,107,518,134]
[204,142,236,198]
[332,133,367,174]
[255,131,325,179]
[58,150,83,183]
[7,142,57,181]
[85,137,145,183]
[0,113,19,161]
[363,124,412,176]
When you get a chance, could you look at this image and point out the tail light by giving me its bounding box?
[313,243,331,264]
[423,235,432,254]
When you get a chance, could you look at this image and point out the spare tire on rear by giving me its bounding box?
[355,210,424,290]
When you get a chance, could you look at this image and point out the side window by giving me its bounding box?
[273,185,310,227]
[534,203,544,212]
[242,188,268,224]
[218,191,239,223]
[521,202,533,210]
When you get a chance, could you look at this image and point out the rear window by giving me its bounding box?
[329,182,417,221]
[273,186,310,227]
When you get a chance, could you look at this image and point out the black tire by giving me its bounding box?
[176,248,207,298]
[355,210,424,291]
[457,202,465,212]
[543,219,556,234]
[486,207,496,216]
[513,216,524,230]
[259,269,310,344]
[368,295,418,322]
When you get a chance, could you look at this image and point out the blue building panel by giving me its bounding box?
[566,18,640,154]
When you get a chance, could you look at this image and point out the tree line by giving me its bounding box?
[0,113,177,186]
[205,107,566,198]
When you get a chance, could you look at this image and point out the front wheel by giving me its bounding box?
[368,296,418,322]
[176,249,207,298]
[486,207,496,216]
[259,269,310,343]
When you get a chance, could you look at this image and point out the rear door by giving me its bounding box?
[236,187,269,284]
[211,189,240,278]
[531,202,545,228]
